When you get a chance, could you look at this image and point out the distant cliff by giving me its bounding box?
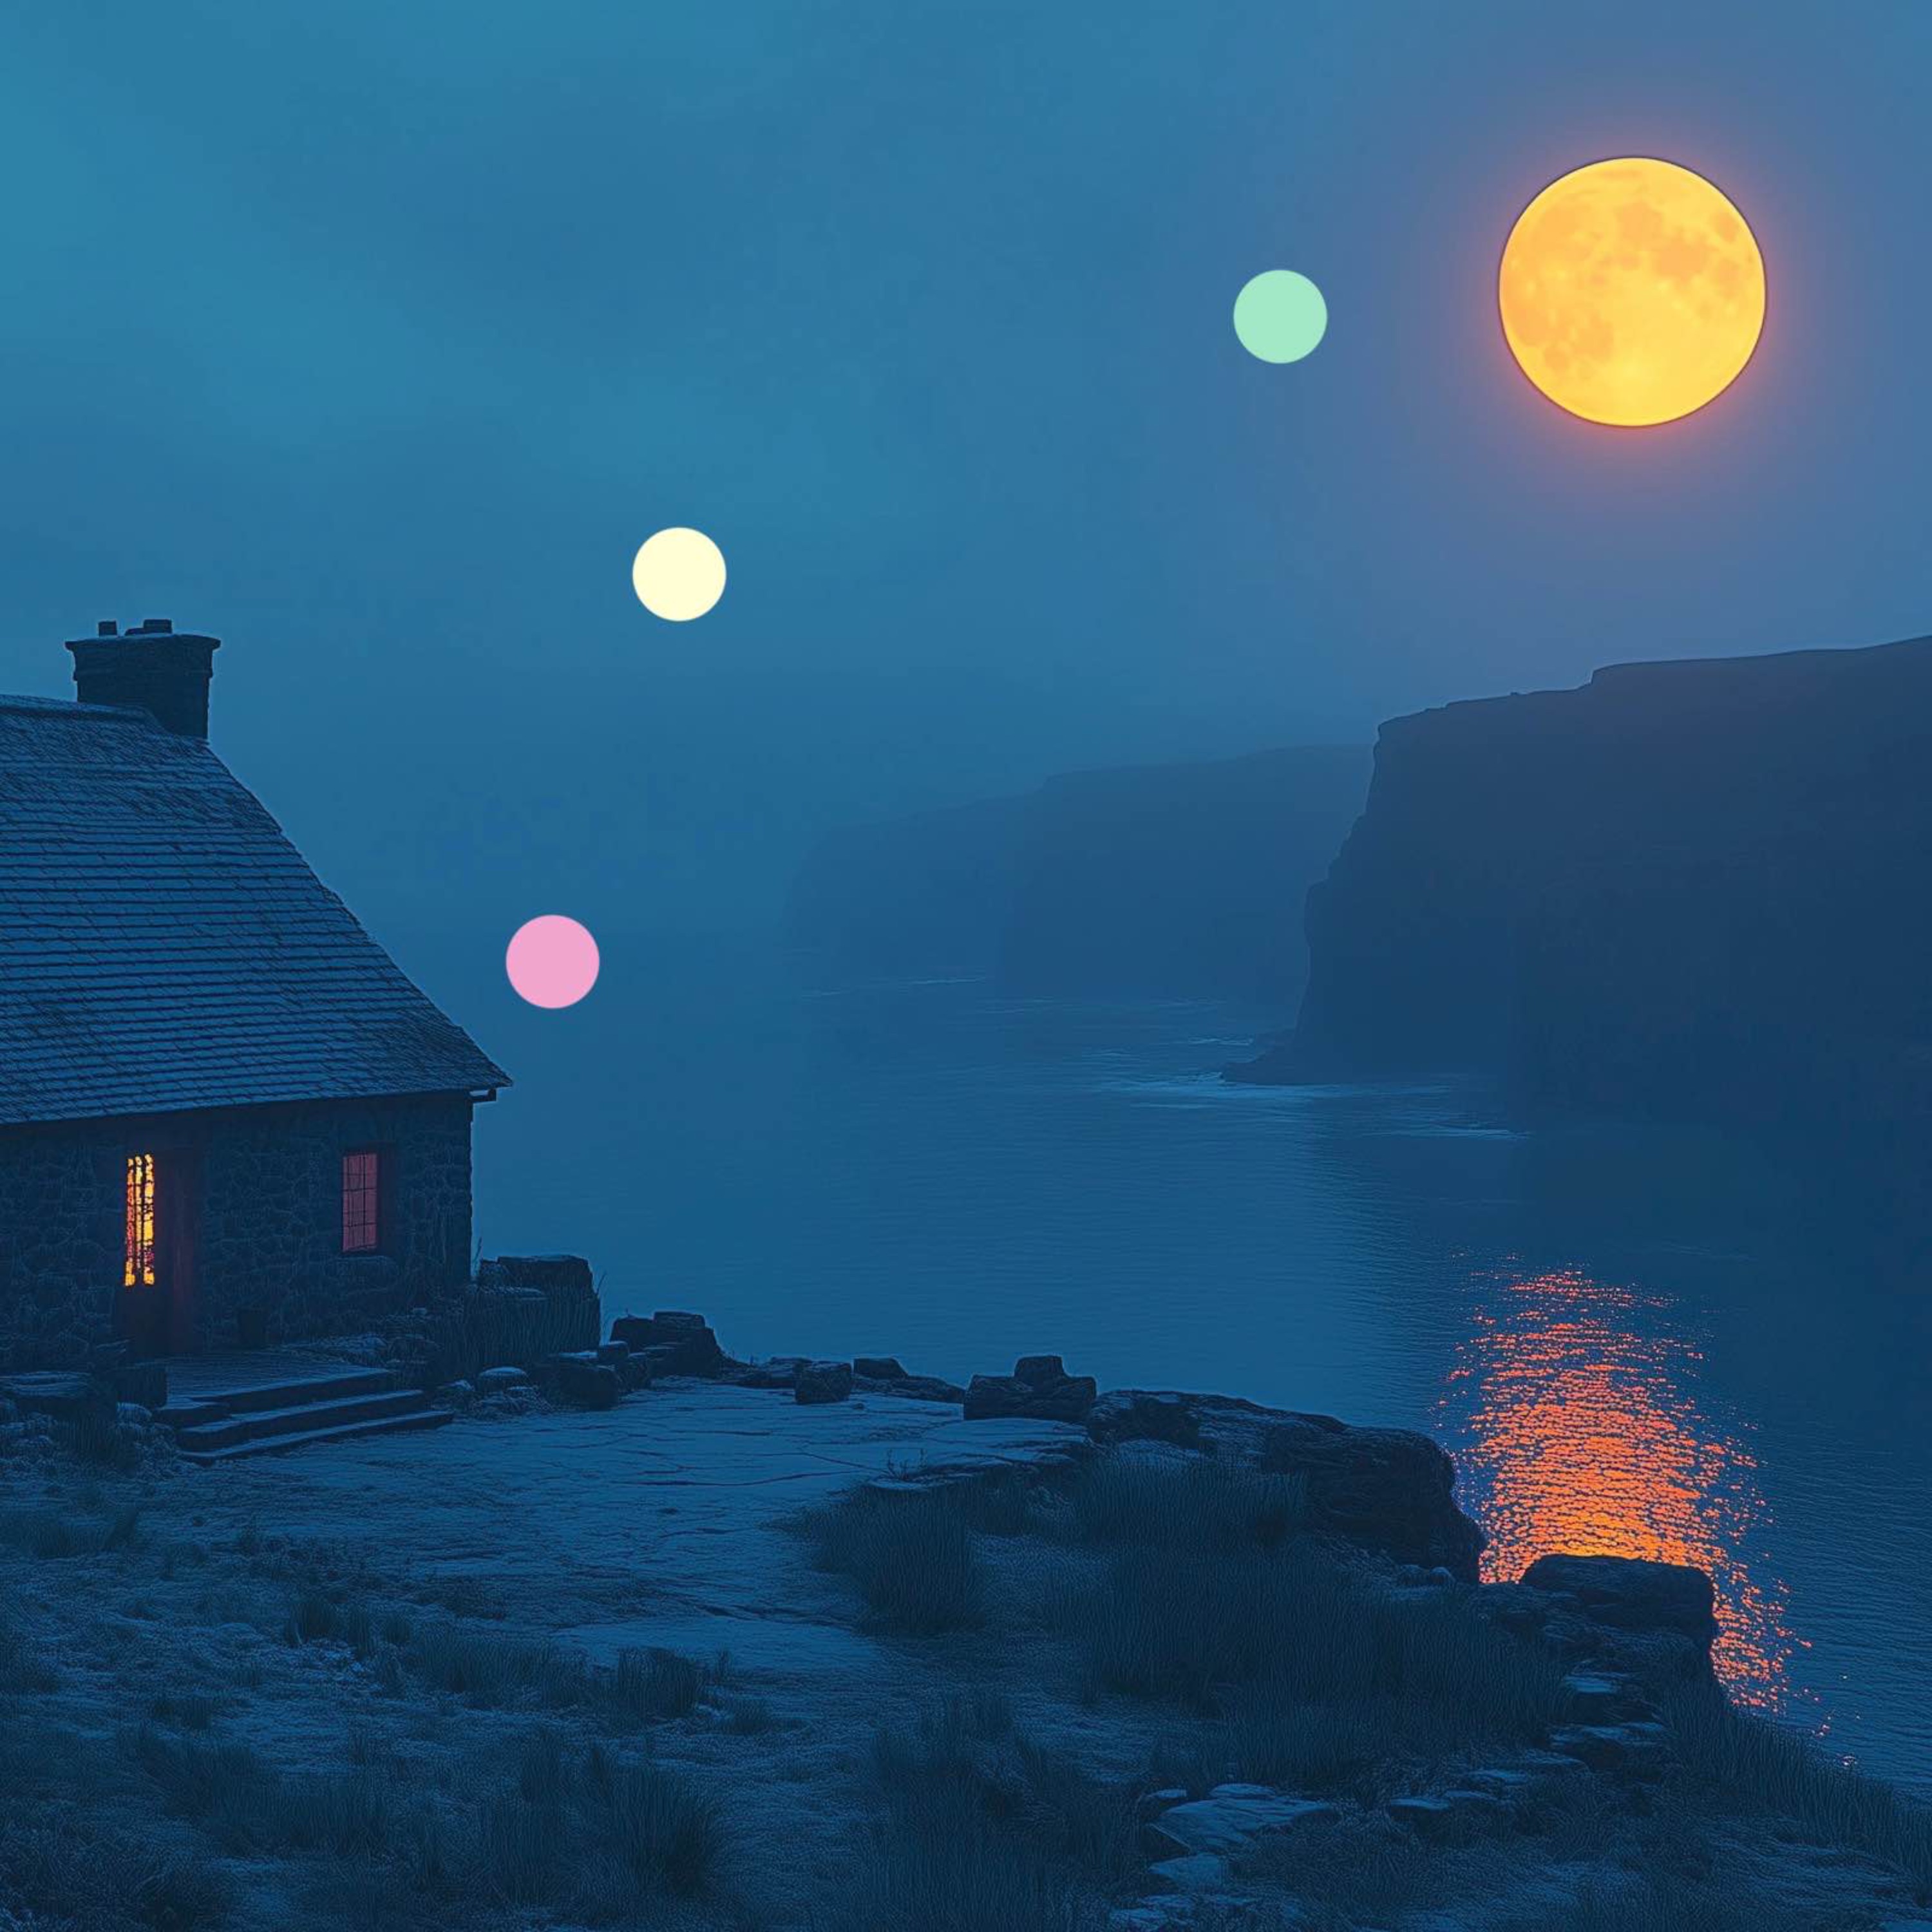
[784,745,1370,1005]
[998,747,1370,1002]
[1239,638,1932,1138]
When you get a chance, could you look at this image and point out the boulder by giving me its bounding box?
[853,1356,908,1381]
[608,1311,726,1378]
[795,1361,854,1405]
[1521,1555,1718,1652]
[1088,1389,1485,1580]
[475,1366,530,1395]
[540,1354,621,1410]
[964,1357,1097,1424]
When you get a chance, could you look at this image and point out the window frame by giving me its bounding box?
[340,1146,388,1256]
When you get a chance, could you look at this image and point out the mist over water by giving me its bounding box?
[404,929,1932,1792]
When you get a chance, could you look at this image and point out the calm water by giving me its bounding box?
[424,933,1931,1790]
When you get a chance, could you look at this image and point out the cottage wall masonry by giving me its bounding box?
[0,621,508,1369]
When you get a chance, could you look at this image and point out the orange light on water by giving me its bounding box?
[1443,1267,1797,1709]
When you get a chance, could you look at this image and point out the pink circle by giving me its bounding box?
[506,915,600,1009]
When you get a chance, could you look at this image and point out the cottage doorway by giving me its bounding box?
[120,1150,200,1358]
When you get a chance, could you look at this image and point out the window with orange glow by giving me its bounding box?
[124,1153,156,1288]
[342,1150,382,1253]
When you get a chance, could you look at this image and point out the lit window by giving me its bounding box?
[124,1153,156,1287]
[342,1150,382,1253]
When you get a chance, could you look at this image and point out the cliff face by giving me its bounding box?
[1252,638,1932,1136]
[784,746,1370,1005]
[996,746,1370,1003]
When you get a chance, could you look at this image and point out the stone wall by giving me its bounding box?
[0,1095,477,1368]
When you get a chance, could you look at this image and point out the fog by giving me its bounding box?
[5,0,1932,966]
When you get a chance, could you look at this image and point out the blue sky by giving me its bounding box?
[3,1,1930,933]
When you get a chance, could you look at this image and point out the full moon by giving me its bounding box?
[1498,158,1765,427]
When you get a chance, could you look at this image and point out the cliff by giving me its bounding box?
[785,745,1370,1005]
[1240,636,1932,1139]
[996,746,1370,1002]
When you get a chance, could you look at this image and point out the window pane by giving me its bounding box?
[342,1150,381,1253]
[124,1154,156,1287]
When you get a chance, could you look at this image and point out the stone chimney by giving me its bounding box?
[66,618,222,739]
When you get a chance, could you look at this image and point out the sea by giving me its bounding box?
[402,929,1932,1794]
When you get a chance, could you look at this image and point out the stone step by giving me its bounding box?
[202,1368,398,1414]
[176,1406,453,1464]
[153,1399,232,1430]
[174,1388,431,1454]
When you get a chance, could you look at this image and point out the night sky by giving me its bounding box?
[3,2,1929,941]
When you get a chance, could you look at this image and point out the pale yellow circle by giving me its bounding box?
[1499,157,1765,427]
[631,527,726,621]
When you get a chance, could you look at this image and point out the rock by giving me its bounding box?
[0,1372,109,1425]
[485,1254,594,1293]
[540,1354,621,1410]
[115,1402,153,1428]
[795,1361,854,1405]
[609,1311,726,1378]
[964,1358,1097,1424]
[1549,1721,1670,1777]
[731,1357,810,1391]
[1146,1853,1232,1893]
[847,1359,970,1403]
[1522,1555,1718,1652]
[475,1366,530,1394]
[1142,1785,1338,1861]
[875,1373,968,1403]
[1561,1670,1627,1719]
[595,1341,630,1366]
[436,1380,476,1405]
[1387,1790,1509,1841]
[1111,1899,1270,1931]
[1088,1388,1485,1579]
[1135,1787,1189,1824]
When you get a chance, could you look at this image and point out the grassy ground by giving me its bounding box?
[3,1410,1928,1931]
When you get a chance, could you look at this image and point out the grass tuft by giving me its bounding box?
[804,1485,982,1634]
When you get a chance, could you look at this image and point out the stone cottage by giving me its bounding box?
[0,621,509,1367]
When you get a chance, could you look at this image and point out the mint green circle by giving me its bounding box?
[1233,269,1327,363]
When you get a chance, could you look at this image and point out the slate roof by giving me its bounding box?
[0,694,509,1126]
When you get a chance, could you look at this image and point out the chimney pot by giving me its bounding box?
[137,617,173,634]
[97,620,117,636]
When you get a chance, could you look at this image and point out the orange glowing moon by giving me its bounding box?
[1499,157,1765,427]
